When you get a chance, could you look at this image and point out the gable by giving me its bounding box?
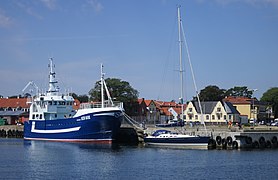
[193,101,218,114]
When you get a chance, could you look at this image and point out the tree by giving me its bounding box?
[226,86,253,98]
[197,85,226,101]
[70,93,89,103]
[261,87,278,118]
[89,78,139,115]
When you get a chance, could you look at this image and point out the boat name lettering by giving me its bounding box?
[114,112,122,118]
[77,115,91,121]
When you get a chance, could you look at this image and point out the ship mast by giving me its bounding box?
[100,64,114,108]
[101,64,105,108]
[177,6,184,122]
[47,57,59,96]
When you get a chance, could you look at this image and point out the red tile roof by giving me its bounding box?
[223,96,252,104]
[144,100,154,106]
[0,97,80,110]
[141,99,186,115]
[0,98,29,108]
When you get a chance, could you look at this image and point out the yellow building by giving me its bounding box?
[224,96,258,121]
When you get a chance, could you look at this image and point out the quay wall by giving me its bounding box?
[0,125,24,138]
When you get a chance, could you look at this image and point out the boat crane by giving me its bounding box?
[22,81,39,96]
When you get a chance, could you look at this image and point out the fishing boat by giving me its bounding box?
[144,6,210,148]
[24,58,123,143]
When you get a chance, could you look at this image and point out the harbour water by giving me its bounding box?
[0,138,277,180]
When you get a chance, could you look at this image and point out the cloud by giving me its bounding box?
[86,0,104,13]
[0,10,13,28]
[15,1,43,20]
[198,0,278,7]
[40,0,56,10]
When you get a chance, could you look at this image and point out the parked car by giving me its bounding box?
[271,122,278,126]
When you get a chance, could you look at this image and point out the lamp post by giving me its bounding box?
[249,89,258,126]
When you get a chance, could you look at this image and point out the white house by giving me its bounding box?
[184,101,240,125]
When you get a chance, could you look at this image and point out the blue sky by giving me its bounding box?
[0,0,277,102]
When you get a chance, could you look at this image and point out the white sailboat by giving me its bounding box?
[144,6,210,148]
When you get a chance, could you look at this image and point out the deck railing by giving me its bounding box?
[80,101,124,109]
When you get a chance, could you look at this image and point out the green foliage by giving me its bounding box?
[88,78,139,115]
[196,85,255,102]
[197,85,226,101]
[261,87,278,118]
[70,93,89,103]
[226,86,253,98]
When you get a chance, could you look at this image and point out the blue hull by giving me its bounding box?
[24,110,123,143]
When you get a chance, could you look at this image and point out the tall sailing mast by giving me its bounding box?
[178,6,207,133]
[177,6,184,122]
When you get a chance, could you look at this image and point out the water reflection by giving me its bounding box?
[24,139,123,152]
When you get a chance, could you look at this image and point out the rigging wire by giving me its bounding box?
[157,11,179,101]
[180,20,208,134]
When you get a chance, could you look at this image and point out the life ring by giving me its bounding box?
[232,141,238,149]
[245,136,252,144]
[216,136,222,145]
[227,136,233,146]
